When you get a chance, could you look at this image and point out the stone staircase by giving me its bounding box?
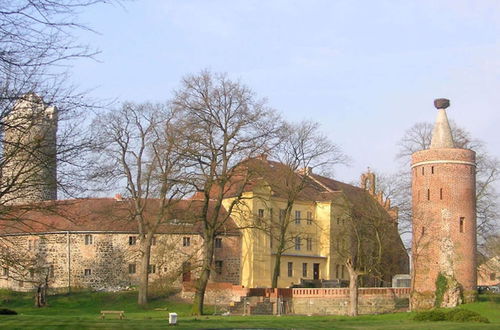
[229,296,276,315]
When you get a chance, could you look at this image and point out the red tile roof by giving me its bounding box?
[0,198,238,235]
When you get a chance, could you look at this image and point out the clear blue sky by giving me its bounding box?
[71,0,500,185]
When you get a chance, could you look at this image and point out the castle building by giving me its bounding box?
[2,93,58,204]
[0,94,409,293]
[221,157,408,288]
[411,98,477,309]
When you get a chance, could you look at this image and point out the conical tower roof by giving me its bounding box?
[430,98,455,149]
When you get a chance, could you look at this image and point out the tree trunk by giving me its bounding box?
[138,234,152,305]
[192,235,215,315]
[35,276,48,308]
[271,251,282,288]
[346,261,359,316]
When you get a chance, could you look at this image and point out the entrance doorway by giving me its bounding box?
[313,263,320,280]
[182,262,191,282]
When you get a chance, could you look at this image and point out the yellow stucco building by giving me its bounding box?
[224,157,408,288]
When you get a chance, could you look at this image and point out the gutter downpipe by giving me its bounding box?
[67,231,71,293]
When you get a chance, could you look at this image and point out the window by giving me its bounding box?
[440,188,443,200]
[422,167,424,175]
[335,264,340,278]
[129,236,136,245]
[295,210,301,224]
[431,166,434,174]
[269,208,273,221]
[84,234,93,245]
[287,262,293,277]
[258,209,264,218]
[148,264,156,274]
[183,237,191,247]
[48,265,54,278]
[215,238,222,248]
[215,260,223,275]
[294,237,301,250]
[459,217,464,233]
[427,189,430,201]
[307,212,312,225]
[279,209,286,221]
[128,264,136,274]
[490,273,496,281]
[2,267,8,277]
[28,239,37,251]
[306,238,313,251]
[302,263,307,277]
[151,236,156,246]
[84,269,92,276]
[341,265,345,279]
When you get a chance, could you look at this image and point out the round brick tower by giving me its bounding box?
[411,98,476,310]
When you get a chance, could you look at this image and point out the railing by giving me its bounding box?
[292,287,410,297]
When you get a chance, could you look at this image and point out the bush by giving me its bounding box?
[413,308,489,323]
[413,309,446,321]
[0,308,17,315]
[445,309,489,323]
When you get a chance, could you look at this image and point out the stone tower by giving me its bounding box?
[411,98,476,309]
[2,93,58,204]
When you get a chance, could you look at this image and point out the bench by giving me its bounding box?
[100,310,125,319]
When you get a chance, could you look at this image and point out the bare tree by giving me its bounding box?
[90,102,187,305]
[332,200,404,316]
[0,0,121,204]
[170,70,280,315]
[265,120,346,288]
[0,235,53,307]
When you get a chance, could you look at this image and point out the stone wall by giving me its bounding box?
[290,288,410,315]
[0,231,241,292]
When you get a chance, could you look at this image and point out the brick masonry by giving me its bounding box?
[411,147,477,309]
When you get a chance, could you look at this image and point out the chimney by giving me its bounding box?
[299,167,313,175]
[114,194,123,202]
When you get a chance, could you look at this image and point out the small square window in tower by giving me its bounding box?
[128,263,136,274]
[183,237,190,247]
[459,217,465,233]
[129,236,136,245]
[148,264,156,274]
[84,234,93,245]
[84,269,92,276]
[215,237,222,248]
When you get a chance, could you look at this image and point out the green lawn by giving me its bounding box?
[0,290,498,329]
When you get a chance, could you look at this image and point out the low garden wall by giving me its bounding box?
[290,288,410,315]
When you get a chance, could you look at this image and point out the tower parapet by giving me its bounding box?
[411,99,477,309]
[2,93,58,204]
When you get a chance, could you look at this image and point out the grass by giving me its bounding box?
[0,290,498,329]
